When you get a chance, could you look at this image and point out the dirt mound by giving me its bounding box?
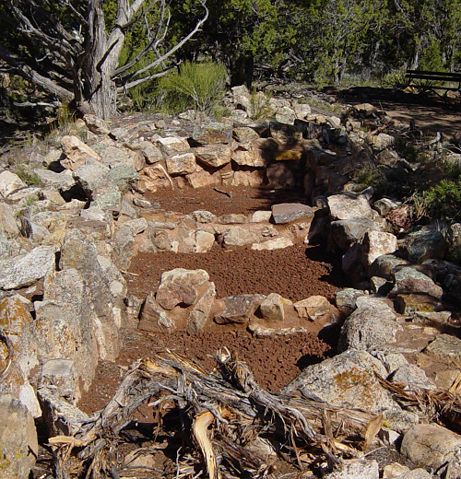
[79,327,330,413]
[128,244,343,302]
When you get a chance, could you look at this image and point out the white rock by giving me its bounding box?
[0,246,56,290]
[251,237,293,251]
[157,136,190,154]
[251,210,272,223]
[61,135,101,170]
[327,194,373,221]
[401,424,461,471]
[0,170,26,197]
[325,459,379,479]
[362,231,398,266]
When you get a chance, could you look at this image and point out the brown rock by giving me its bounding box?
[156,268,210,310]
[272,203,314,224]
[195,144,232,168]
[61,135,100,170]
[260,293,288,321]
[186,170,221,188]
[215,294,265,325]
[294,296,331,320]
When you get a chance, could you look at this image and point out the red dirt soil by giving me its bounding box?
[79,186,343,415]
[79,328,330,414]
[127,244,343,303]
[148,185,307,216]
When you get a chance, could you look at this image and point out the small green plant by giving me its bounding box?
[353,165,388,193]
[248,90,273,120]
[56,102,75,129]
[381,68,407,89]
[423,175,461,221]
[158,61,227,116]
[25,194,39,207]
[14,165,42,186]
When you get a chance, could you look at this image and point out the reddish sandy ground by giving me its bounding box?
[80,186,344,414]
[149,185,307,216]
[127,244,343,303]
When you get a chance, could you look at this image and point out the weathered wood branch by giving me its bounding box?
[113,0,169,77]
[123,0,209,85]
[0,46,73,102]
[49,352,381,479]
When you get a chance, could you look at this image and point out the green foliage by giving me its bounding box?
[414,175,461,221]
[381,69,407,88]
[14,165,42,186]
[248,90,273,120]
[56,103,75,129]
[158,62,227,115]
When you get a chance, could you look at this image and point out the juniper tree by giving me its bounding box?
[0,0,208,119]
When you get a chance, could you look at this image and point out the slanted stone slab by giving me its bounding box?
[272,203,314,224]
[0,246,56,290]
[0,170,26,197]
[425,334,461,368]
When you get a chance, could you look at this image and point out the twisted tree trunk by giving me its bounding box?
[1,0,209,119]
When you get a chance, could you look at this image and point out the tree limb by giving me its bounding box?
[0,45,73,101]
[121,65,174,90]
[113,0,170,78]
[124,0,209,84]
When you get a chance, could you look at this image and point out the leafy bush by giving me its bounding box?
[381,68,407,88]
[422,176,461,221]
[158,62,227,115]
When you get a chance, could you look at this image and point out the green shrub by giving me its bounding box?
[423,176,461,221]
[381,68,407,88]
[158,62,227,115]
[14,165,42,186]
[353,165,389,193]
[249,90,273,120]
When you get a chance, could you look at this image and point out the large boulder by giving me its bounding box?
[73,157,110,195]
[327,193,374,221]
[215,294,265,325]
[194,144,232,168]
[0,170,26,197]
[166,152,197,175]
[156,268,210,310]
[339,297,400,352]
[400,225,447,263]
[191,122,233,145]
[0,396,38,479]
[61,135,101,170]
[391,267,443,299]
[232,138,277,167]
[329,218,381,252]
[362,231,398,267]
[0,203,20,239]
[401,424,461,472]
[34,168,75,191]
[59,230,119,361]
[271,203,314,224]
[34,268,99,393]
[425,334,461,368]
[284,349,399,414]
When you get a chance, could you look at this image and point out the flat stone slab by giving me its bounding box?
[271,203,314,224]
[0,246,56,290]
